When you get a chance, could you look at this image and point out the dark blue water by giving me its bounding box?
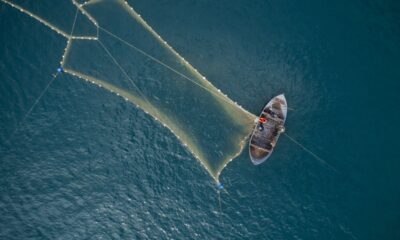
[1,0,399,239]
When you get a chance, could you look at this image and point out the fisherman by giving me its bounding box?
[258,116,267,131]
[270,110,277,118]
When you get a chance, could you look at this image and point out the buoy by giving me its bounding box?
[57,67,63,73]
[216,183,224,190]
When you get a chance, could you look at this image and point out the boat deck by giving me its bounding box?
[249,99,286,163]
[249,94,287,164]
[250,113,282,151]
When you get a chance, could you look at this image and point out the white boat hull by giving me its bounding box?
[249,94,287,165]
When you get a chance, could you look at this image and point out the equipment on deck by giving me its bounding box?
[249,94,287,165]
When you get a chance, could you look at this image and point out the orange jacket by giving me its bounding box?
[259,117,267,123]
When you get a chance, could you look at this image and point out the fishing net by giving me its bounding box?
[2,0,256,181]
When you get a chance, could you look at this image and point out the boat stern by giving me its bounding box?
[249,145,271,165]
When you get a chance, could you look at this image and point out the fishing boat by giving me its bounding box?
[249,94,287,165]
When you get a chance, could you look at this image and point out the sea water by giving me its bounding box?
[1,0,399,239]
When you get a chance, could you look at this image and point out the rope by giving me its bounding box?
[2,3,79,147]
[283,132,338,173]
[3,72,59,146]
[98,26,253,117]
[218,191,222,212]
[97,40,155,109]
[70,6,79,36]
[0,0,256,180]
